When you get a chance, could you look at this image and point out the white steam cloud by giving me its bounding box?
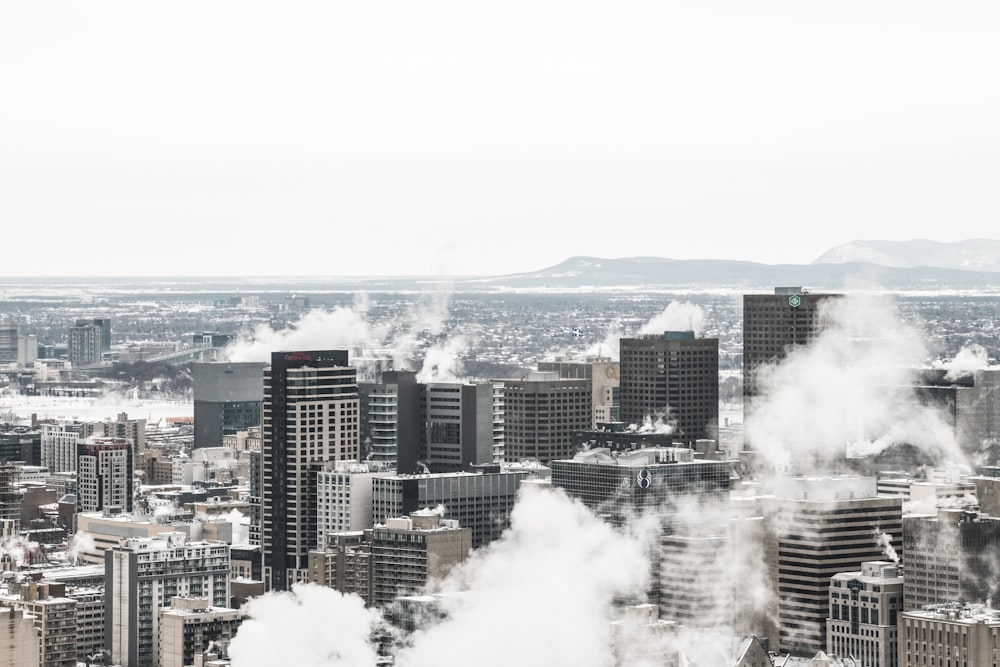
[416,336,470,383]
[936,343,990,381]
[639,302,706,336]
[745,292,969,473]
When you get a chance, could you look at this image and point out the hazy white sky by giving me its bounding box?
[2,1,998,277]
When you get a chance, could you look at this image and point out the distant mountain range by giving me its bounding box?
[463,241,1000,291]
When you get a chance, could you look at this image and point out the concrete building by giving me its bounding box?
[538,356,620,427]
[359,369,420,470]
[762,476,903,655]
[75,318,111,352]
[40,422,86,474]
[372,467,526,549]
[372,512,472,607]
[827,561,903,667]
[68,324,102,367]
[192,362,265,449]
[743,288,843,402]
[0,607,38,667]
[902,510,1000,610]
[0,323,18,364]
[0,463,20,530]
[497,371,592,463]
[420,381,496,473]
[76,437,132,514]
[307,531,374,605]
[17,334,37,368]
[261,350,360,592]
[618,331,718,445]
[900,603,1000,667]
[0,580,77,667]
[158,596,244,667]
[316,460,394,548]
[105,533,230,667]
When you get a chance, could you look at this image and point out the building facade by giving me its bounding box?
[618,332,718,445]
[497,372,592,463]
[76,437,133,514]
[827,561,904,667]
[261,349,360,592]
[192,362,265,449]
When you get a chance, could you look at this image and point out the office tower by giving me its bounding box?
[0,431,40,465]
[618,331,719,445]
[192,362,265,448]
[827,561,903,667]
[497,371,592,463]
[538,356,620,427]
[420,381,496,473]
[549,447,733,524]
[372,467,526,549]
[902,510,1000,610]
[762,477,902,655]
[0,323,17,364]
[158,597,244,667]
[68,324,102,367]
[359,370,420,470]
[742,287,844,401]
[76,437,132,514]
[75,318,111,352]
[316,460,394,546]
[0,607,38,667]
[40,422,86,473]
[105,533,230,667]
[261,350,360,592]
[901,603,1000,667]
[903,368,1000,458]
[372,513,471,607]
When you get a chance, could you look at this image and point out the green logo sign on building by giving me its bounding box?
[788,295,802,308]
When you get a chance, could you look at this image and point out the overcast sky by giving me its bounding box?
[2,2,998,277]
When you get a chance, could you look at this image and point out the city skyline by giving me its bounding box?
[3,2,999,277]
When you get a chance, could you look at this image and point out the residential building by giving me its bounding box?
[158,596,244,667]
[40,422,86,473]
[75,318,111,352]
[307,532,374,605]
[68,324,102,367]
[316,460,394,548]
[900,603,1000,667]
[261,349,360,592]
[76,438,132,514]
[0,323,17,364]
[0,607,38,667]
[105,533,230,667]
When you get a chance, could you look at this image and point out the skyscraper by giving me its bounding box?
[68,324,102,367]
[261,350,360,592]
[762,477,902,655]
[742,287,843,401]
[359,370,420,470]
[420,381,496,473]
[618,332,718,445]
[75,318,111,352]
[497,371,592,463]
[192,362,265,448]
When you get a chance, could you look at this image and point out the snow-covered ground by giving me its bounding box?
[0,394,192,424]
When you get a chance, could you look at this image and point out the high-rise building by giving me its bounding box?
[307,532,374,604]
[497,372,592,463]
[900,603,1000,667]
[261,350,360,592]
[359,370,420,470]
[192,362,265,448]
[618,331,718,445]
[549,447,733,525]
[0,607,38,667]
[743,287,843,402]
[827,561,903,667]
[420,382,496,473]
[0,581,77,667]
[68,324,102,367]
[316,460,394,547]
[372,467,526,549]
[902,510,1000,610]
[762,477,902,655]
[76,437,132,514]
[0,323,18,364]
[538,356,620,427]
[105,533,230,667]
[0,463,21,530]
[40,422,86,473]
[75,318,111,352]
[372,512,471,607]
